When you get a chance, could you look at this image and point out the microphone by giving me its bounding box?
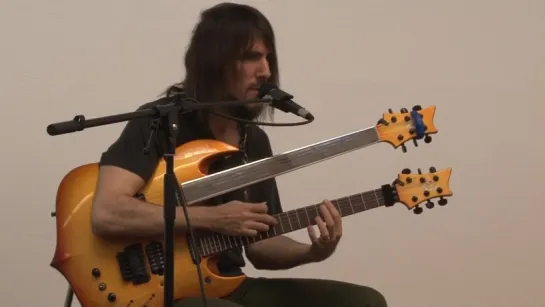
[258,83,314,121]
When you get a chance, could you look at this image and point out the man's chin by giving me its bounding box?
[230,104,264,121]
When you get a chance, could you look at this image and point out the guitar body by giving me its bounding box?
[51,139,247,307]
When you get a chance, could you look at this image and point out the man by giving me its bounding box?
[91,2,387,307]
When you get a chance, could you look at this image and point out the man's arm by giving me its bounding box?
[245,236,317,270]
[91,165,214,238]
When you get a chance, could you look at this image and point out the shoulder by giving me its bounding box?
[98,96,198,182]
[117,97,173,137]
[120,97,204,142]
[248,125,269,142]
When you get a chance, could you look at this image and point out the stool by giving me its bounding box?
[63,286,74,307]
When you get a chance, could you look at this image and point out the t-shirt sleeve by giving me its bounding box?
[266,175,283,215]
[99,108,161,183]
[252,127,284,215]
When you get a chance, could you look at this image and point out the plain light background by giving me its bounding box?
[1,0,544,306]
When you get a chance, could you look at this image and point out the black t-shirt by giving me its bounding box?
[99,98,283,275]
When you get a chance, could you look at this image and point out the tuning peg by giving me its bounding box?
[425,201,434,209]
[393,178,405,186]
[400,108,409,113]
[377,118,389,126]
[401,144,407,153]
[388,108,394,114]
[429,166,436,173]
[412,105,422,111]
[417,168,423,174]
[412,139,418,147]
[402,168,411,174]
[438,197,448,206]
[413,206,423,214]
[424,134,432,143]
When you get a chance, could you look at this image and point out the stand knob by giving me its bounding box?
[107,293,116,302]
[91,268,101,278]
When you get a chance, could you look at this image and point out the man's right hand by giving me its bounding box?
[209,200,278,237]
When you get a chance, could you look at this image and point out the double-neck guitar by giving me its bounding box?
[50,105,452,307]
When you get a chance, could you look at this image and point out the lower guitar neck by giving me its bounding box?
[197,184,394,256]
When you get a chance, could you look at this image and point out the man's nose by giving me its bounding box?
[257,58,271,80]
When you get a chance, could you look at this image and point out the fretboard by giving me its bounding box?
[182,126,380,205]
[196,187,386,256]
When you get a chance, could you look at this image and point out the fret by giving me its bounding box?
[285,212,293,231]
[304,206,311,225]
[334,201,341,215]
[360,193,366,210]
[347,196,354,214]
[295,208,302,229]
[197,188,387,256]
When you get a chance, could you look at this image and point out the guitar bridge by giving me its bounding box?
[145,241,165,276]
[116,243,151,285]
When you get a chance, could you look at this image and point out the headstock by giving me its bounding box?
[376,105,438,153]
[383,167,453,214]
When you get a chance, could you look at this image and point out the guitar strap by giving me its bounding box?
[216,122,250,270]
[237,122,251,202]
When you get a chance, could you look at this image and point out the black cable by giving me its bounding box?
[182,96,315,127]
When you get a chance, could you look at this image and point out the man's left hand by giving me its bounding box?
[307,199,343,262]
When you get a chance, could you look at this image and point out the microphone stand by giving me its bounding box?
[46,95,272,307]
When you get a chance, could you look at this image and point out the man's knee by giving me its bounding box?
[346,284,387,307]
[174,297,243,307]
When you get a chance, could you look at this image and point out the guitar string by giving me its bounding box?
[190,126,387,253]
[190,127,376,203]
[201,194,386,255]
[198,192,386,255]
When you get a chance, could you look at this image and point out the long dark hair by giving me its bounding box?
[166,2,279,107]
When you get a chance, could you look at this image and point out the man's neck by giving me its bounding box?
[207,112,240,144]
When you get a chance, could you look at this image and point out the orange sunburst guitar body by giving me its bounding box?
[50,105,441,307]
[51,140,245,307]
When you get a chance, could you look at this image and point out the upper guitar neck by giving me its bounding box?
[182,126,381,205]
[197,184,393,256]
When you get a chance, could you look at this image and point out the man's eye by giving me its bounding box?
[242,52,262,61]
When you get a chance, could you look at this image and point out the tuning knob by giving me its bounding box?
[424,134,432,143]
[401,144,407,153]
[400,108,409,113]
[413,206,423,214]
[413,139,418,147]
[402,168,411,174]
[377,118,389,126]
[429,166,436,173]
[425,201,434,209]
[388,108,394,114]
[438,197,448,206]
[412,105,422,111]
